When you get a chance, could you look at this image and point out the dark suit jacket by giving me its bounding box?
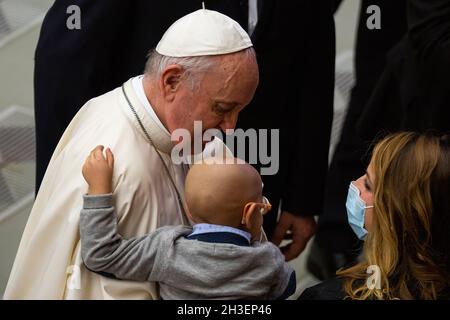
[237,0,335,236]
[357,0,450,141]
[34,0,248,191]
[318,0,407,230]
[298,278,347,300]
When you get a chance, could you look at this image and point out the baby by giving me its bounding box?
[80,146,296,299]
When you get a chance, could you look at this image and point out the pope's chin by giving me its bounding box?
[171,138,209,154]
[190,139,210,154]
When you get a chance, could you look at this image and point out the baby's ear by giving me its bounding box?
[242,203,263,235]
[184,203,195,222]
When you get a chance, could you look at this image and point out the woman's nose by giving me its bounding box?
[353,176,365,191]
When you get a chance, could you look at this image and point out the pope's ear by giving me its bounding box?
[160,64,184,99]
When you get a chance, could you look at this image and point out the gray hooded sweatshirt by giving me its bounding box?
[80,194,296,300]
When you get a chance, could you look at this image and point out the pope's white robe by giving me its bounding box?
[4,78,230,299]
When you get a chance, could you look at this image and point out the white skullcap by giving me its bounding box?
[156,9,253,57]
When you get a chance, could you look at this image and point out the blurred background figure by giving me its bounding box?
[237,0,335,262]
[307,0,407,280]
[308,0,450,282]
[357,0,450,138]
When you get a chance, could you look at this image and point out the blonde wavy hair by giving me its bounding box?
[337,132,450,300]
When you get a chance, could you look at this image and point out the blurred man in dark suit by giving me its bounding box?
[238,0,336,261]
[307,0,407,279]
[357,0,450,138]
[309,0,450,280]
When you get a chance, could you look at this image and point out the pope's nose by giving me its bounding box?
[219,112,239,131]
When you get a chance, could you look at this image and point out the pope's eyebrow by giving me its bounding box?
[216,101,239,108]
[212,101,239,113]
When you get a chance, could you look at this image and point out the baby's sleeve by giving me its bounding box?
[79,194,170,281]
[267,245,297,300]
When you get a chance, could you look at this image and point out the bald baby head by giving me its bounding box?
[184,158,263,228]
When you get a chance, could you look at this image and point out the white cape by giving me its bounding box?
[4,78,230,299]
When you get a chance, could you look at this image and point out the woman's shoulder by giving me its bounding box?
[297,277,348,300]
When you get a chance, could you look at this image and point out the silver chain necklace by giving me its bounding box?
[121,84,189,225]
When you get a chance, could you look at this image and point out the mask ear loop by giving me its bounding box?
[350,182,375,209]
[259,198,271,242]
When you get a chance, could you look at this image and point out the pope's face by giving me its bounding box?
[165,51,259,147]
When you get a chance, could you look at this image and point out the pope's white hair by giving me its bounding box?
[144,47,256,89]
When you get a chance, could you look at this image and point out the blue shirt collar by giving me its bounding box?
[189,223,252,244]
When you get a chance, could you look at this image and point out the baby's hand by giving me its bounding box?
[82,145,114,195]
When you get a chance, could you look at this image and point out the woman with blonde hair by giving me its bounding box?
[300,132,450,300]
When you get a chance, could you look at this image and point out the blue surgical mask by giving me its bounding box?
[346,182,374,240]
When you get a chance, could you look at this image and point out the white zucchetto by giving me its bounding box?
[156,9,253,57]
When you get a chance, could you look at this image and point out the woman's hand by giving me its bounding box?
[82,145,114,195]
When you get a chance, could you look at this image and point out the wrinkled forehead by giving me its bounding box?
[205,58,258,102]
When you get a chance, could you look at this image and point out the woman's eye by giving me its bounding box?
[364,178,372,192]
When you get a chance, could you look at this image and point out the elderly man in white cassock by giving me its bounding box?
[5,9,259,299]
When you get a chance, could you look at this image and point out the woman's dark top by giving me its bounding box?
[298,278,347,300]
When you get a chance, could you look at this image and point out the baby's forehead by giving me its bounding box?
[193,156,247,165]
[195,161,259,176]
[188,160,261,185]
[189,157,250,175]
